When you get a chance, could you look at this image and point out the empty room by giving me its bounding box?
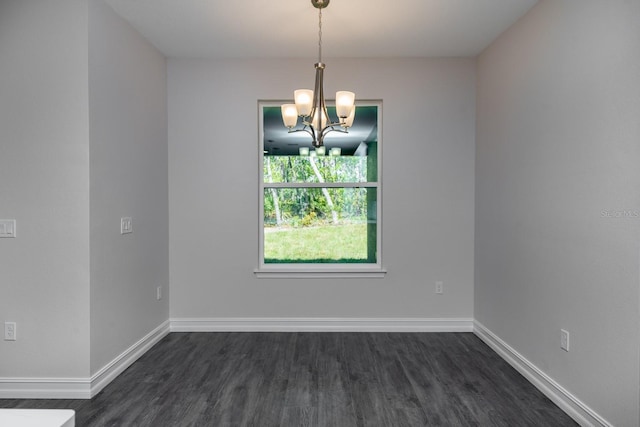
[1,0,638,426]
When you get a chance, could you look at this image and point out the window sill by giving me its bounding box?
[254,266,387,279]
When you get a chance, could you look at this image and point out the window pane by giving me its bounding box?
[264,188,377,264]
[262,105,378,184]
[264,155,372,184]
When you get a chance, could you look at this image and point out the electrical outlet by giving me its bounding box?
[435,281,444,294]
[560,329,570,352]
[4,322,16,341]
[156,286,162,301]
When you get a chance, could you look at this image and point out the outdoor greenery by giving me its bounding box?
[264,223,368,263]
[263,154,376,263]
[263,155,370,228]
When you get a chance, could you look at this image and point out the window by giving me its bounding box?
[256,101,384,278]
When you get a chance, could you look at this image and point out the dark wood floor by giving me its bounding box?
[1,332,577,426]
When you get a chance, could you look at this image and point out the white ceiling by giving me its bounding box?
[104,0,538,59]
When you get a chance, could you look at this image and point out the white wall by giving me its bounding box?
[475,1,640,426]
[88,0,169,374]
[0,0,169,388]
[168,58,475,320]
[0,0,91,378]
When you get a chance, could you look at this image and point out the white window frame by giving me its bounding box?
[255,100,386,278]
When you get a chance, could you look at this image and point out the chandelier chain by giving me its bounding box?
[318,6,322,63]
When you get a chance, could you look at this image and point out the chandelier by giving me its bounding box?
[280,0,356,152]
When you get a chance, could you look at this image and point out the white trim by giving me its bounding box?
[89,320,170,397]
[0,378,91,399]
[264,182,378,188]
[0,317,614,427]
[254,267,387,278]
[258,100,384,271]
[473,321,611,427]
[170,317,474,332]
[0,320,170,400]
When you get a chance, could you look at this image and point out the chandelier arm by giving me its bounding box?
[325,121,350,129]
[290,123,322,147]
[320,125,349,139]
[287,128,315,139]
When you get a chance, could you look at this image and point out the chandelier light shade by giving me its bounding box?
[335,91,356,118]
[294,90,314,116]
[344,107,356,128]
[281,0,356,150]
[281,104,298,128]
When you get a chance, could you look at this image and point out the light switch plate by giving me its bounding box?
[120,217,133,234]
[0,220,16,238]
[4,322,16,341]
[560,329,570,352]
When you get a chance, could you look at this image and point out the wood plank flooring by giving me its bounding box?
[0,332,578,426]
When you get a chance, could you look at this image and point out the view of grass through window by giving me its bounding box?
[264,186,376,263]
[262,105,379,264]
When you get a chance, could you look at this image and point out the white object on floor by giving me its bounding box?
[0,409,75,427]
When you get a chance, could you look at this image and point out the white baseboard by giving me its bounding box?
[0,378,91,399]
[170,317,475,332]
[90,320,170,397]
[473,320,611,427]
[0,316,613,427]
[0,317,470,399]
[0,320,170,399]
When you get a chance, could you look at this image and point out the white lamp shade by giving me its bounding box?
[281,104,298,128]
[294,89,314,116]
[299,147,310,156]
[316,146,326,156]
[335,91,355,118]
[330,147,341,156]
[343,106,356,128]
[312,108,328,130]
